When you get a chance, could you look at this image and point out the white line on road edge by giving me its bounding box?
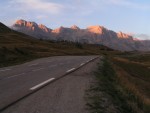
[7,73,25,79]
[0,69,11,72]
[30,78,55,91]
[80,63,85,66]
[86,60,89,63]
[66,68,76,73]
[32,68,44,72]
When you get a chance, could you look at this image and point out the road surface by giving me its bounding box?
[0,56,99,112]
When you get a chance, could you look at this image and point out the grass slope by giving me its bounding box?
[112,53,150,113]
[86,58,133,113]
[86,52,150,113]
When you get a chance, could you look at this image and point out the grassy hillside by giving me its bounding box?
[86,53,150,113]
[0,22,115,67]
[112,53,150,113]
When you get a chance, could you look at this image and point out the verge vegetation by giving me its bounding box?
[86,53,150,113]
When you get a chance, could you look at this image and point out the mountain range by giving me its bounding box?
[11,19,150,51]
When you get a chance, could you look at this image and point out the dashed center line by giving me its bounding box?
[32,68,44,72]
[0,69,11,72]
[66,68,76,73]
[30,78,55,90]
[7,73,25,79]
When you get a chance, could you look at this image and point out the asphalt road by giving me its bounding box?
[0,56,98,112]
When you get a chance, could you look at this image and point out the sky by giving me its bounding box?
[0,0,150,40]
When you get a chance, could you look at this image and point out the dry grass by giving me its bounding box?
[114,57,150,67]
[111,55,150,113]
[86,58,133,113]
[114,65,150,112]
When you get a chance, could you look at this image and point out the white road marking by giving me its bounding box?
[80,63,85,66]
[29,63,38,66]
[32,68,44,72]
[30,78,55,90]
[66,68,76,73]
[0,69,11,72]
[7,73,25,79]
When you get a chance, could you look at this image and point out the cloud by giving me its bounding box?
[133,34,150,40]
[104,0,150,10]
[36,15,48,19]
[9,0,64,14]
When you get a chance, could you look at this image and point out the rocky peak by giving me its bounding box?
[71,25,80,30]
[117,31,131,39]
[14,19,38,28]
[52,26,65,33]
[38,24,51,32]
[15,19,27,26]
[38,24,46,28]
[26,22,38,27]
[87,25,106,34]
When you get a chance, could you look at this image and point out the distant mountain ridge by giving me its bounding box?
[11,20,52,40]
[11,19,150,51]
